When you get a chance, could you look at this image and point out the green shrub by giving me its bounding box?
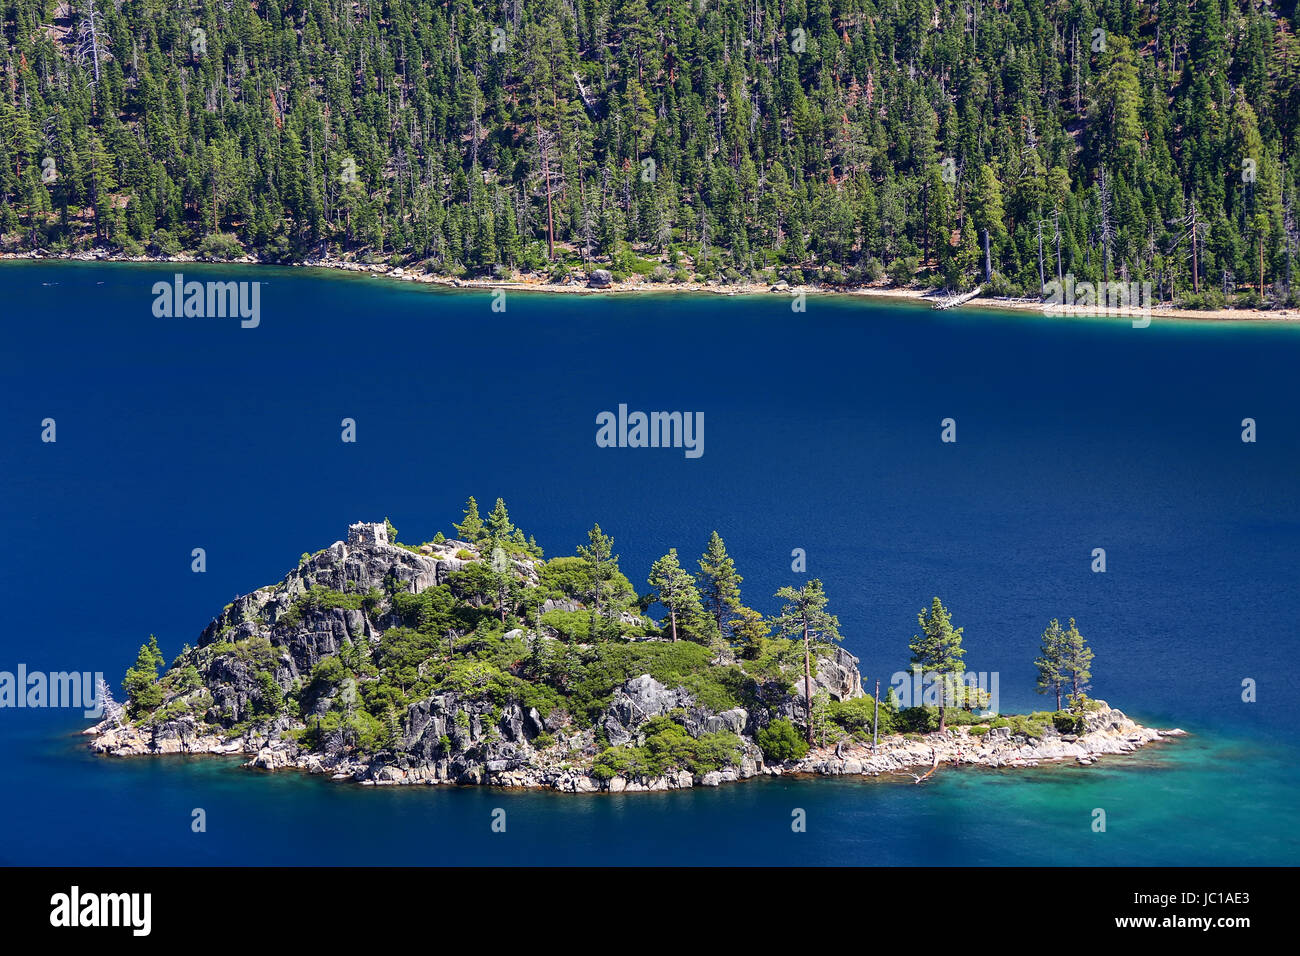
[829,695,896,738]
[625,252,659,276]
[887,255,919,286]
[167,665,203,694]
[678,665,752,713]
[541,609,591,642]
[895,707,937,733]
[895,705,987,732]
[436,660,515,704]
[851,258,884,283]
[591,747,635,780]
[303,656,346,705]
[231,635,277,670]
[756,718,808,763]
[1052,711,1084,734]
[591,718,743,780]
[537,556,590,600]
[740,636,804,679]
[197,232,244,260]
[1005,715,1049,739]
[562,641,745,722]
[149,230,183,256]
[985,270,1021,297]
[689,731,744,774]
[254,670,284,716]
[302,708,385,753]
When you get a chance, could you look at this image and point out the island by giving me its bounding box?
[88,505,1183,791]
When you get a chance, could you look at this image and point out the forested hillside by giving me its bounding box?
[1,0,1298,306]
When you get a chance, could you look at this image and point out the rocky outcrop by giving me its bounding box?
[86,521,1183,794]
[602,675,692,745]
[788,702,1185,779]
[88,717,245,756]
[759,645,864,731]
[684,705,748,738]
[814,646,864,700]
[195,530,489,686]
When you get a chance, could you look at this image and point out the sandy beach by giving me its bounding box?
[3,249,1294,323]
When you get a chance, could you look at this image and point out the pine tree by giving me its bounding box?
[1063,618,1095,708]
[909,598,966,733]
[486,498,514,541]
[697,531,742,640]
[810,690,835,748]
[1034,619,1069,710]
[453,496,485,543]
[728,605,771,655]
[0,0,1288,308]
[384,704,403,752]
[647,549,702,643]
[773,580,843,743]
[972,165,1006,283]
[576,524,619,629]
[490,544,516,624]
[123,634,165,717]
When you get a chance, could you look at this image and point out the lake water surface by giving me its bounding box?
[1,261,1296,865]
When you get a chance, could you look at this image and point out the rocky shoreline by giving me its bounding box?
[86,698,1185,793]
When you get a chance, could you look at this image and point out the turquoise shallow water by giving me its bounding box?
[1,261,1296,865]
[1,715,1290,866]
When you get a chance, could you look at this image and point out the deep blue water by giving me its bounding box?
[1,261,1297,865]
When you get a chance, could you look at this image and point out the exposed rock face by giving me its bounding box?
[815,646,863,699]
[90,717,243,756]
[684,706,748,738]
[195,529,482,688]
[89,691,1182,792]
[402,694,537,767]
[587,269,613,288]
[760,645,864,730]
[603,675,692,745]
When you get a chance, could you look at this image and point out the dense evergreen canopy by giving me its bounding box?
[2,0,1298,305]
